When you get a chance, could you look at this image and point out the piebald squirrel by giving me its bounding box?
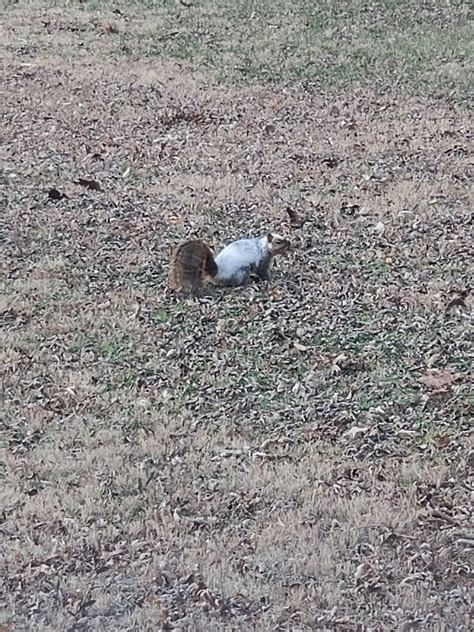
[169,233,290,292]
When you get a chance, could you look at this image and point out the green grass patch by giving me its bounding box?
[4,0,472,98]
[64,0,473,100]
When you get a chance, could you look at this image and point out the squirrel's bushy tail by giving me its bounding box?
[169,240,217,292]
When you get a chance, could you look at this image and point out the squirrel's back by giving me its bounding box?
[214,233,289,286]
[169,240,218,292]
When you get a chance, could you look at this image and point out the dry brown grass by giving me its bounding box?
[1,2,473,631]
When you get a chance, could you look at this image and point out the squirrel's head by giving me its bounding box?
[267,232,290,255]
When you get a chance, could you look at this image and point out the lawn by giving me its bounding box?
[1,1,473,630]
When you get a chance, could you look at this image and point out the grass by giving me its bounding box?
[1,0,473,630]
[4,0,471,100]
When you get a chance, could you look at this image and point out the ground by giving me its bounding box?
[1,1,473,631]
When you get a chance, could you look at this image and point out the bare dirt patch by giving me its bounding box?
[1,2,473,631]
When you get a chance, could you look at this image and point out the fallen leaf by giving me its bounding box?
[445,297,467,313]
[156,31,180,42]
[425,353,440,368]
[75,177,101,191]
[320,155,339,168]
[354,562,365,582]
[269,288,285,301]
[293,342,308,352]
[437,435,451,448]
[419,369,454,390]
[344,426,369,439]
[340,203,360,216]
[47,187,67,200]
[285,206,303,227]
[331,352,348,374]
[371,221,385,236]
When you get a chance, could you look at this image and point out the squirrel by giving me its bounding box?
[169,239,218,292]
[169,233,290,292]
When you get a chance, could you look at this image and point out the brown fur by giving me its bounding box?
[169,240,218,292]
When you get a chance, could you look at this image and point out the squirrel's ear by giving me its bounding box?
[267,232,273,243]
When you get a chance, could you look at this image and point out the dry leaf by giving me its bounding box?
[47,187,67,200]
[269,288,285,301]
[425,353,440,368]
[331,353,348,374]
[285,206,303,227]
[445,297,467,313]
[320,155,339,168]
[371,221,385,236]
[293,342,308,352]
[340,203,360,216]
[419,369,454,390]
[75,177,101,191]
[437,435,451,448]
[354,563,365,582]
[344,426,369,439]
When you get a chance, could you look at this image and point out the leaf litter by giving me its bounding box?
[1,5,473,631]
[419,368,455,391]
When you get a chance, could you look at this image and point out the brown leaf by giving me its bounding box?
[285,206,303,227]
[320,155,339,168]
[293,342,308,352]
[105,23,119,34]
[331,352,348,374]
[156,31,180,42]
[75,177,101,191]
[344,426,369,439]
[47,187,67,200]
[419,369,454,390]
[269,288,285,301]
[437,435,451,448]
[340,203,360,216]
[445,297,467,313]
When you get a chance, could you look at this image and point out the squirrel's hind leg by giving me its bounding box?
[252,270,270,282]
[226,266,251,287]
